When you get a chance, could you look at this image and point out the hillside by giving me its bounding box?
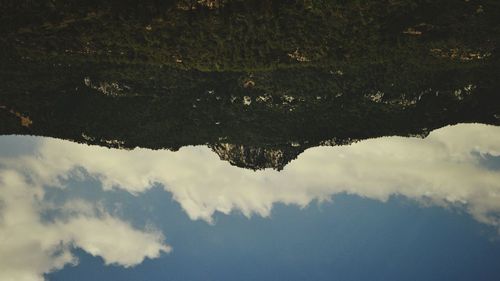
[1,0,499,169]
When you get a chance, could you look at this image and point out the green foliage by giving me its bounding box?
[3,0,499,71]
[1,0,499,169]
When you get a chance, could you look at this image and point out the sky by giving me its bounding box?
[0,123,500,281]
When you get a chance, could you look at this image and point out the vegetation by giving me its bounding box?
[2,0,499,70]
[0,0,499,168]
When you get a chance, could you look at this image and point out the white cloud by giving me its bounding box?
[60,216,170,267]
[0,170,170,281]
[5,123,498,224]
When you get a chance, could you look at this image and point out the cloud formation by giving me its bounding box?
[5,123,498,224]
[1,123,499,280]
[0,169,170,281]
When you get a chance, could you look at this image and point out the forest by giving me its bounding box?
[1,0,499,169]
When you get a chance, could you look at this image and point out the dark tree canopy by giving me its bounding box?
[1,0,499,169]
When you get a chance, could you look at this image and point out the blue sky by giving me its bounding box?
[1,123,500,281]
[47,187,500,281]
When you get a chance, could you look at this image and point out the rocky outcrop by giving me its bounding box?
[209,143,304,170]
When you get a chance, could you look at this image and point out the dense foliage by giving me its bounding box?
[1,0,499,168]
